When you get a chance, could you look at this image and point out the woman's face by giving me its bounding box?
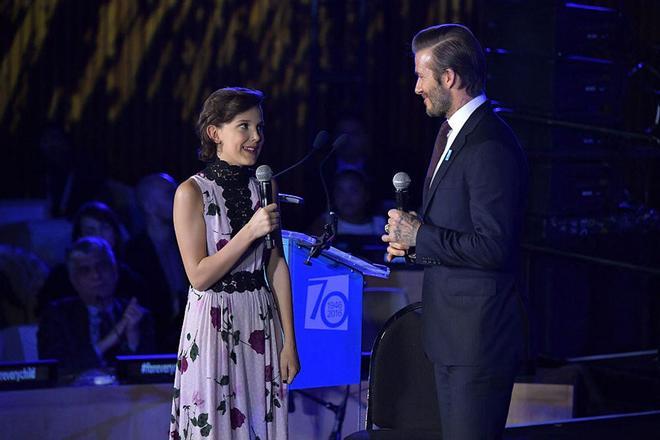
[213,106,264,166]
[79,216,117,249]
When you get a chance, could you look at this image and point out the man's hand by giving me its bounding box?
[381,209,421,261]
[121,297,145,331]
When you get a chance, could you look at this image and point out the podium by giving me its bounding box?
[281,231,389,389]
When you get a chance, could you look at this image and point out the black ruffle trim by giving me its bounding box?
[202,159,254,238]
[209,270,266,293]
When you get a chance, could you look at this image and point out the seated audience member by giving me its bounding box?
[125,173,187,352]
[332,115,393,190]
[331,169,387,235]
[309,170,387,261]
[36,201,144,314]
[334,116,371,175]
[38,237,155,375]
[0,245,49,328]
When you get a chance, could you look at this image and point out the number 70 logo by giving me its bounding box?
[304,275,349,331]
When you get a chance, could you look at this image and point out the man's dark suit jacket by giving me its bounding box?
[38,297,156,374]
[415,101,528,367]
[125,232,187,352]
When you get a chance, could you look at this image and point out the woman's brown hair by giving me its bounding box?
[196,87,264,162]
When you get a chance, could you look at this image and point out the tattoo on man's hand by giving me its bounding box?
[391,212,421,247]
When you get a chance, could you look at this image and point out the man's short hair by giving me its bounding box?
[412,24,486,97]
[66,236,116,268]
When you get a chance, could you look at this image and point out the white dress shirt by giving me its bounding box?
[430,94,487,185]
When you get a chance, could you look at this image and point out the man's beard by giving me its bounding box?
[426,86,451,117]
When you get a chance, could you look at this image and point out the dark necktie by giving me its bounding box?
[424,120,451,190]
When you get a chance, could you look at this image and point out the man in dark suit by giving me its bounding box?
[126,173,187,352]
[383,24,528,439]
[38,237,155,376]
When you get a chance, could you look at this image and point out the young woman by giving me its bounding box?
[169,87,299,440]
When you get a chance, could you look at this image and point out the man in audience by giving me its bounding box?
[36,201,145,315]
[38,237,155,375]
[125,173,187,352]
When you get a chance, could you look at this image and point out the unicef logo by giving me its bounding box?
[305,276,349,331]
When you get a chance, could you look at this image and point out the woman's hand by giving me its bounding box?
[247,203,280,240]
[279,343,300,385]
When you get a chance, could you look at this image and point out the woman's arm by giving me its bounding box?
[267,245,300,384]
[173,179,278,291]
[266,180,299,384]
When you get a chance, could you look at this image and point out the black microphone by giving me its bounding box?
[256,165,275,250]
[393,171,411,211]
[319,133,349,170]
[273,130,330,178]
[277,193,304,205]
[305,134,350,264]
[320,134,349,234]
[392,171,413,263]
[319,133,349,214]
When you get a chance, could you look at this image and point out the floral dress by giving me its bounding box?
[169,160,287,440]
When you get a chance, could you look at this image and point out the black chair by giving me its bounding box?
[346,302,443,440]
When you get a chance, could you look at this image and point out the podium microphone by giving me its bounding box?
[274,130,330,179]
[304,134,350,265]
[392,171,411,211]
[319,134,349,236]
[256,164,275,249]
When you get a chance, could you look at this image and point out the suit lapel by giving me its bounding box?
[422,101,491,217]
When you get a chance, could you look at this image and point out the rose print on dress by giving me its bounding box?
[248,329,265,354]
[230,407,246,430]
[210,307,221,329]
[177,355,188,373]
[192,390,205,407]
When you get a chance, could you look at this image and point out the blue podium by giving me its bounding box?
[281,231,389,389]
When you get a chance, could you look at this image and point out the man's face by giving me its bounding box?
[414,48,451,117]
[68,251,118,304]
[334,175,368,222]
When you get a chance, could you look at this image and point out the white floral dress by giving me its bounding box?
[169,160,287,440]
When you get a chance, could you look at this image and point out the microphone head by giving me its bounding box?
[392,172,411,191]
[256,165,273,182]
[312,130,330,150]
[331,133,349,150]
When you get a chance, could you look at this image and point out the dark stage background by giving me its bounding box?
[2,0,660,359]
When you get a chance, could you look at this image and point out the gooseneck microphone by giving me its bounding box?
[304,134,350,265]
[319,133,349,217]
[273,130,330,179]
[393,171,412,211]
[256,164,275,250]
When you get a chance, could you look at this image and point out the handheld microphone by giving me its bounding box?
[273,130,330,179]
[392,171,413,262]
[392,171,412,211]
[256,165,275,250]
